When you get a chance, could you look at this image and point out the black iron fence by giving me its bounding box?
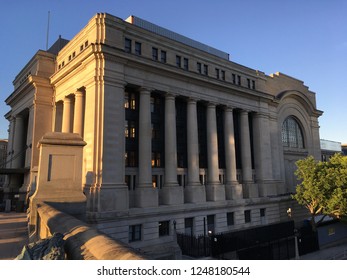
[176,233,210,258]
[177,220,319,259]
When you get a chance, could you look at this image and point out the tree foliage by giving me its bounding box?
[292,153,347,230]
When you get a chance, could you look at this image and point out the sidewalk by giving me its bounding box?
[300,240,347,260]
[0,212,28,260]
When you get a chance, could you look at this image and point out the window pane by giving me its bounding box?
[281,117,304,148]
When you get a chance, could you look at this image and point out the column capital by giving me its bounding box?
[240,109,251,115]
[139,87,153,95]
[224,106,234,112]
[15,114,24,120]
[165,92,178,99]
[75,90,84,97]
[207,102,217,108]
[187,97,198,105]
[64,96,73,103]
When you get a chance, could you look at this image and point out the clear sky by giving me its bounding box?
[1,0,346,143]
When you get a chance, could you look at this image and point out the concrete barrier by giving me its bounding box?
[36,203,147,260]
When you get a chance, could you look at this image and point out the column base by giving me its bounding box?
[97,184,129,212]
[258,180,279,197]
[242,182,259,199]
[225,182,243,200]
[135,187,158,208]
[184,184,206,203]
[205,183,225,201]
[161,184,184,205]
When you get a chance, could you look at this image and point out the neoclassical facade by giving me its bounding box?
[5,13,322,258]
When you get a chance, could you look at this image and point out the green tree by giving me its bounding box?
[293,153,347,231]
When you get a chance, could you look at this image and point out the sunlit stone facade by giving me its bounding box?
[5,13,322,258]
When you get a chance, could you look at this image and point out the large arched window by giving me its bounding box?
[281,116,304,148]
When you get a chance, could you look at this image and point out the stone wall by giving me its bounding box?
[35,203,147,260]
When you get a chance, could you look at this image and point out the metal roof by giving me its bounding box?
[125,15,229,60]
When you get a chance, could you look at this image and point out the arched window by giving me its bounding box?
[282,116,304,148]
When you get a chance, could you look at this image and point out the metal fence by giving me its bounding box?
[176,221,318,260]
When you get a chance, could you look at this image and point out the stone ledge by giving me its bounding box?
[37,203,147,260]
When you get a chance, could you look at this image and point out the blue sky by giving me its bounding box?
[1,0,346,143]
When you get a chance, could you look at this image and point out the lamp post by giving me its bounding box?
[287,207,300,259]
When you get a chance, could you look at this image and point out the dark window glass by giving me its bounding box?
[227,212,234,226]
[135,42,141,55]
[129,225,141,242]
[125,38,131,53]
[161,50,167,63]
[183,58,189,70]
[245,210,251,223]
[159,221,170,236]
[152,47,158,60]
[176,55,181,67]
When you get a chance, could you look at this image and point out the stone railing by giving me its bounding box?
[35,203,147,260]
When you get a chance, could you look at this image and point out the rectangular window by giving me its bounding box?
[221,70,226,81]
[176,55,181,68]
[185,218,194,235]
[125,151,137,167]
[159,221,170,236]
[237,75,241,85]
[207,215,215,234]
[125,38,132,53]
[203,64,208,75]
[151,152,161,167]
[232,73,236,84]
[183,58,189,70]
[125,175,131,190]
[125,120,129,138]
[129,93,136,110]
[152,47,158,60]
[152,175,157,188]
[260,208,266,217]
[124,92,129,108]
[135,42,141,55]
[216,68,220,79]
[227,212,234,226]
[252,80,256,89]
[247,78,251,88]
[197,62,202,74]
[161,50,167,63]
[129,224,141,242]
[244,210,251,223]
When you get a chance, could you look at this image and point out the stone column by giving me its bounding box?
[224,107,242,199]
[62,96,72,133]
[163,93,183,205]
[73,90,84,136]
[96,81,129,214]
[135,88,158,207]
[206,103,225,201]
[240,110,258,198]
[12,115,25,168]
[3,117,15,196]
[253,112,275,196]
[185,99,206,203]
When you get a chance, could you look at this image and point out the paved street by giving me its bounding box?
[0,212,28,260]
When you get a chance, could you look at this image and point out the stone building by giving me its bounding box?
[4,13,322,257]
[0,139,8,193]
